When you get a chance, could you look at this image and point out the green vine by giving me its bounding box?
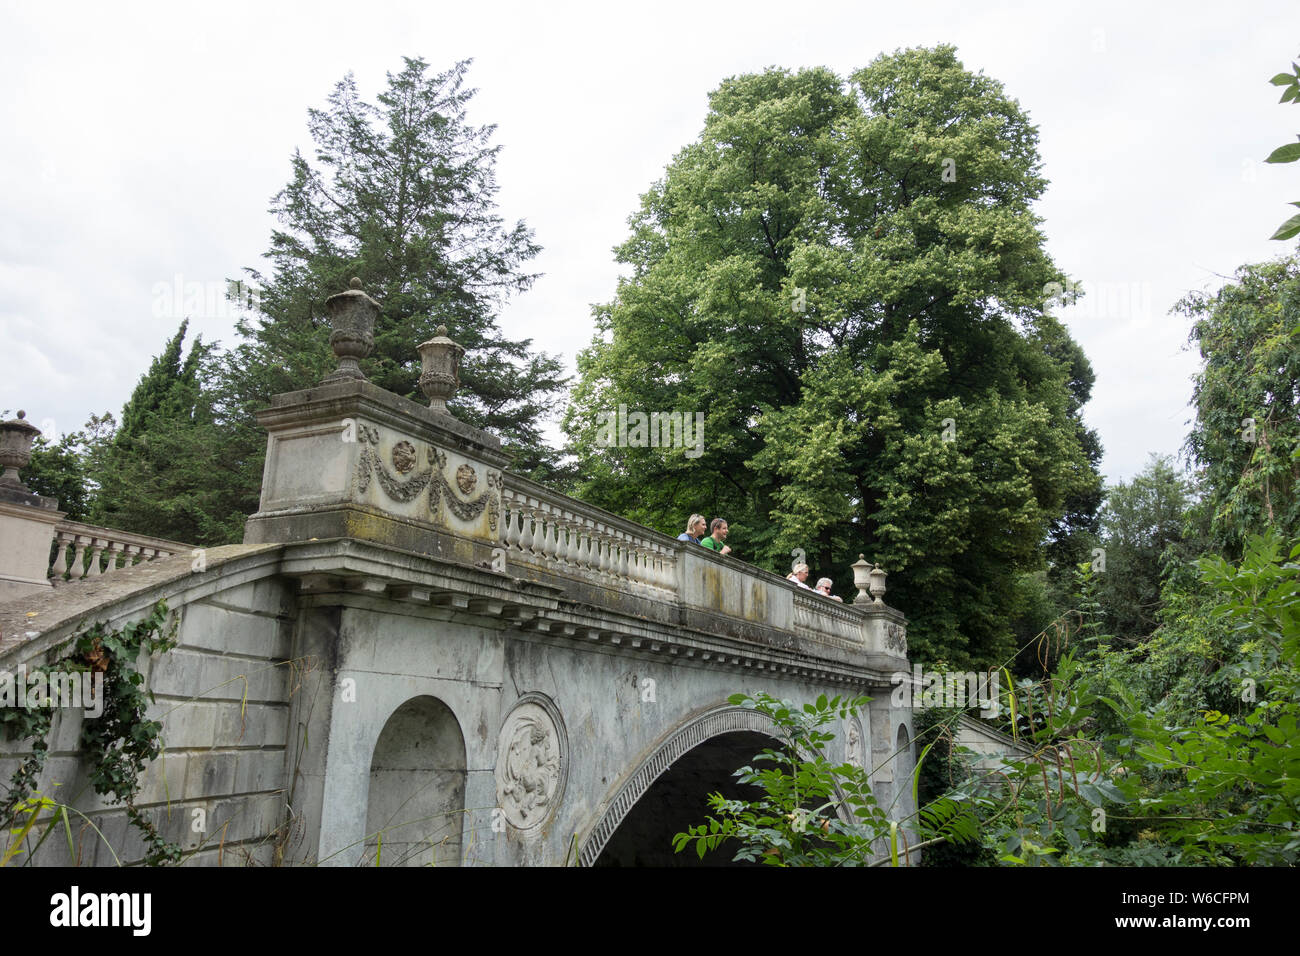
[1,599,181,865]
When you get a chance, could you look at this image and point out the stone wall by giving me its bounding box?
[0,546,294,866]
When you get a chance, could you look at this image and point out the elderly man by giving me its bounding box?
[677,514,707,545]
[700,518,731,555]
[814,577,843,602]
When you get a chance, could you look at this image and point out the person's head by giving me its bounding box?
[815,577,834,593]
[792,563,809,580]
[709,518,729,540]
[686,513,706,537]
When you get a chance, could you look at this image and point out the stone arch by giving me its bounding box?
[363,694,467,867]
[581,706,781,867]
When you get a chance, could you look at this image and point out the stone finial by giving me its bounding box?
[850,554,873,605]
[417,325,466,415]
[322,279,380,384]
[868,565,888,605]
[0,410,41,489]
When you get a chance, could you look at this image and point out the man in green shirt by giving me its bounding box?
[700,518,731,555]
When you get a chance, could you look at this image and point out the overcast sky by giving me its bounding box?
[2,0,1298,488]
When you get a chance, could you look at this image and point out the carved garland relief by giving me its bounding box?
[353,423,502,529]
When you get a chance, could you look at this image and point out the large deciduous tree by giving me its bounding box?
[564,47,1101,667]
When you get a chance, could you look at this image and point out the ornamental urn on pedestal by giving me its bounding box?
[417,326,465,415]
[321,278,380,384]
[0,410,41,490]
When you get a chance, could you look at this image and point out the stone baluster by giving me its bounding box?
[106,542,125,573]
[518,498,536,554]
[531,500,551,561]
[541,502,561,563]
[594,523,610,580]
[69,535,90,580]
[616,530,632,583]
[86,538,106,577]
[565,512,581,566]
[551,511,569,567]
[124,544,141,568]
[502,494,521,549]
[50,531,72,579]
[579,518,597,573]
[656,544,674,591]
[550,506,567,565]
[630,542,648,589]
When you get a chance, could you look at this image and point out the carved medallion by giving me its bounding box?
[495,695,566,830]
[885,622,908,655]
[391,440,417,474]
[456,463,478,495]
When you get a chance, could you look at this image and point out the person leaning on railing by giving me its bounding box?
[677,514,706,545]
[699,518,731,555]
[814,577,843,602]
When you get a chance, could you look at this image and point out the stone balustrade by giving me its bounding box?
[792,587,865,649]
[500,475,678,599]
[499,473,890,652]
[47,520,191,583]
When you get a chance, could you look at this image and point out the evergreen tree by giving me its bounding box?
[91,321,235,545]
[217,56,569,531]
[564,47,1101,667]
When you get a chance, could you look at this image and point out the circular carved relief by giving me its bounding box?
[455,463,478,495]
[495,694,567,830]
[391,440,417,474]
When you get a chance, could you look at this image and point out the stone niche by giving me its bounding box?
[243,378,511,559]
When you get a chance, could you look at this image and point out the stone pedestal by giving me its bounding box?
[243,379,511,564]
[0,487,64,603]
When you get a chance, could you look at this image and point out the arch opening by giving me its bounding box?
[594,730,776,867]
[363,695,467,867]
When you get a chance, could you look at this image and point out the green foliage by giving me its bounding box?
[1092,455,1195,642]
[915,706,996,865]
[0,600,182,866]
[1102,531,1300,864]
[564,46,1100,669]
[1179,256,1300,559]
[672,692,982,866]
[90,322,241,545]
[1266,59,1300,241]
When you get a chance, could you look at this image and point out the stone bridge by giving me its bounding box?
[0,284,916,867]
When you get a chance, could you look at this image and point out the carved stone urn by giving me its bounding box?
[417,326,465,415]
[868,565,888,605]
[0,410,41,489]
[322,278,380,384]
[850,554,873,605]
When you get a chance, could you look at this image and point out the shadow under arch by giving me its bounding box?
[363,694,467,867]
[583,706,782,867]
